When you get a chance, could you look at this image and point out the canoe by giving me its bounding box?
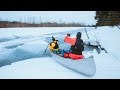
[50,51,96,76]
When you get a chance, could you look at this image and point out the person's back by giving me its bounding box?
[71,38,84,55]
[64,32,84,55]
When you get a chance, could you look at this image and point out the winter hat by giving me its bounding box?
[52,36,55,41]
[67,33,70,36]
[76,32,81,38]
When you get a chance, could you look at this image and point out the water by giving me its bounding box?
[0,39,12,42]
[5,44,24,49]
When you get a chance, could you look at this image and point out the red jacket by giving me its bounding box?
[64,36,76,45]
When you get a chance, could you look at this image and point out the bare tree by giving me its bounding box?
[27,17,32,24]
[19,17,22,23]
[32,17,35,24]
[0,18,2,21]
[39,17,41,24]
[59,18,62,27]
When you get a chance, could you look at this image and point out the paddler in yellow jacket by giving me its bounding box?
[49,36,59,53]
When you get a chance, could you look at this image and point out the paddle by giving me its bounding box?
[44,36,53,53]
[44,36,54,53]
[84,28,90,45]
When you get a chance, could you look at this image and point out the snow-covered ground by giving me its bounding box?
[0,27,120,79]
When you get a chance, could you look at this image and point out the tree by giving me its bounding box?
[95,11,120,27]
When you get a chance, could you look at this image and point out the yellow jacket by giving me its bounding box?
[49,40,59,51]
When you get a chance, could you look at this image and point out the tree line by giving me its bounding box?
[0,18,94,28]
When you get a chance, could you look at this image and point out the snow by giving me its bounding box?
[96,27,120,60]
[91,49,120,79]
[0,27,120,79]
[0,57,88,79]
[0,27,82,37]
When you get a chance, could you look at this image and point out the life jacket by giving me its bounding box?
[64,52,84,60]
[49,40,59,51]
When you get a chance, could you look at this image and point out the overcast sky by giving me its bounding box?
[0,11,96,25]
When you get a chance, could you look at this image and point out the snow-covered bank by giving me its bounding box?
[92,49,120,79]
[86,26,120,61]
[96,26,120,60]
[0,27,83,37]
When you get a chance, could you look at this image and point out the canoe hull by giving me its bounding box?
[50,51,96,76]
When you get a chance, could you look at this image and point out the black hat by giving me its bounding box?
[67,33,70,36]
[76,32,81,38]
[52,36,55,41]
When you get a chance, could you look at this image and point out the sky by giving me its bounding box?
[0,11,96,25]
[0,26,120,79]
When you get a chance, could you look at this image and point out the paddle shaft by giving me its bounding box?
[45,44,49,53]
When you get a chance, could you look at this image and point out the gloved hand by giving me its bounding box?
[56,40,58,41]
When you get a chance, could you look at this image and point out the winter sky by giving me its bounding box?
[0,11,96,25]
